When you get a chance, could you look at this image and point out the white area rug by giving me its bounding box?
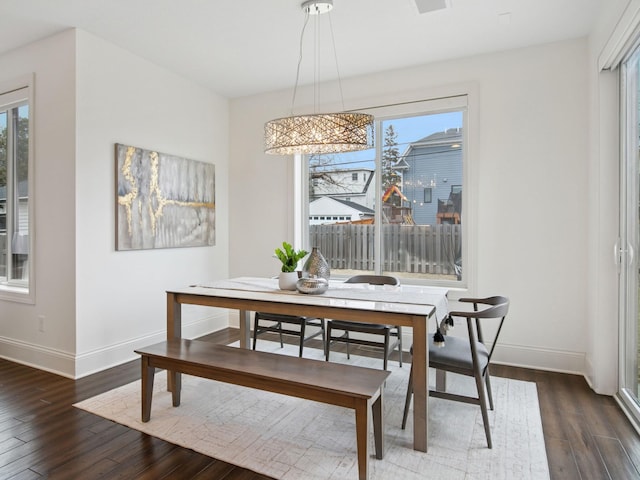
[74,342,549,479]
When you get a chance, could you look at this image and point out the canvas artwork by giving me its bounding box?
[116,143,215,251]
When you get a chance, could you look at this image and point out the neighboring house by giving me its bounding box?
[0,180,29,279]
[309,196,375,225]
[0,188,5,234]
[0,180,29,235]
[311,130,463,226]
[396,128,463,225]
[310,168,376,210]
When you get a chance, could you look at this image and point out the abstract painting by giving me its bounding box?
[116,143,215,250]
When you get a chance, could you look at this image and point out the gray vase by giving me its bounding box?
[302,247,330,281]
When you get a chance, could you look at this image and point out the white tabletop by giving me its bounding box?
[185,276,448,320]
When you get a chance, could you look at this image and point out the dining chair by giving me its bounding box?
[252,312,325,358]
[401,295,510,449]
[325,275,402,370]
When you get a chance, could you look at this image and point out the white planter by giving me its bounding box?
[278,271,299,290]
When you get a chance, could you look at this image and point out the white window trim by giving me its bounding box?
[0,73,35,304]
[295,85,479,298]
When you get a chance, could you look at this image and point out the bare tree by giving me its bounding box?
[0,115,29,187]
[308,154,350,200]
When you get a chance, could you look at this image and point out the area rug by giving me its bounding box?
[74,342,549,479]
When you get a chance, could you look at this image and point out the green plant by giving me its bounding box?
[275,242,308,273]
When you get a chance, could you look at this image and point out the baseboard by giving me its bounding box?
[491,342,585,375]
[240,317,586,376]
[74,312,230,378]
[401,327,585,374]
[0,336,76,378]
[0,312,230,379]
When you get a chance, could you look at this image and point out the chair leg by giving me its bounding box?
[383,330,389,371]
[401,363,413,429]
[276,322,284,348]
[252,314,260,351]
[345,331,351,359]
[298,321,305,357]
[325,322,332,361]
[474,368,493,448]
[397,326,403,368]
[484,368,494,410]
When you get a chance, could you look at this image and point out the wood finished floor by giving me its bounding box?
[0,328,639,479]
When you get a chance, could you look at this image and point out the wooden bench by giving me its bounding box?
[134,339,390,480]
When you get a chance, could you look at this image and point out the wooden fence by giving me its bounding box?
[309,223,461,276]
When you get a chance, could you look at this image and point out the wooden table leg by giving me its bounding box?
[354,400,370,480]
[412,314,428,452]
[239,309,250,349]
[166,292,182,393]
[372,390,384,460]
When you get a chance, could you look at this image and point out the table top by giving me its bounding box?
[169,276,448,320]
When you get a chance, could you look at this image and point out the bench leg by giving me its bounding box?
[372,390,384,460]
[141,356,155,422]
[170,369,181,407]
[354,400,371,480]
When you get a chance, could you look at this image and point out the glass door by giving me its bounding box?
[619,44,640,421]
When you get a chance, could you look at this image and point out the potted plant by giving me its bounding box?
[275,242,308,290]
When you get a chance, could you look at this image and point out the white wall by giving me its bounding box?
[230,38,591,376]
[0,29,230,378]
[74,30,230,377]
[0,31,78,375]
[0,8,627,391]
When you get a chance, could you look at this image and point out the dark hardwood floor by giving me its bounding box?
[0,328,639,479]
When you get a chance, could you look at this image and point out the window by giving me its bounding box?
[352,172,358,181]
[302,95,468,288]
[0,78,33,301]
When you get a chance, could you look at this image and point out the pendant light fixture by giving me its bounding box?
[264,0,374,155]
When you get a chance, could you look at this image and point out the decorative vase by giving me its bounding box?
[296,276,329,294]
[302,247,330,281]
[278,271,299,290]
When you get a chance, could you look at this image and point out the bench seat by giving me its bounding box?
[135,339,390,480]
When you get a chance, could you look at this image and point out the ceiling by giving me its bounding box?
[0,0,604,99]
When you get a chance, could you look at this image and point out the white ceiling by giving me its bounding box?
[0,0,604,99]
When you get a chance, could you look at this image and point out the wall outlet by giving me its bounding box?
[38,315,45,333]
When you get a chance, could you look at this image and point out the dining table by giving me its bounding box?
[165,276,449,453]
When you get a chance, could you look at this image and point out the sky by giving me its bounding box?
[0,104,28,130]
[311,110,463,170]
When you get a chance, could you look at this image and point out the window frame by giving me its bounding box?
[296,90,477,295]
[0,74,35,304]
[424,187,433,203]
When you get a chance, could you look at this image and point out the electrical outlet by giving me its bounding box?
[38,315,45,333]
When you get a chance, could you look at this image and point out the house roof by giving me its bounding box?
[413,128,463,146]
[331,197,374,215]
